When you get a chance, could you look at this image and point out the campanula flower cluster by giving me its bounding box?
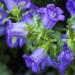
[0,0,75,75]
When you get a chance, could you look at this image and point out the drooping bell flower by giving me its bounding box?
[15,0,31,11]
[15,0,38,11]
[38,4,65,29]
[56,43,74,75]
[7,37,26,48]
[57,44,74,64]
[0,7,7,25]
[23,48,47,72]
[3,0,18,11]
[47,4,65,21]
[6,20,28,48]
[6,36,18,48]
[21,11,33,24]
[56,63,67,75]
[30,4,38,10]
[66,0,75,16]
[0,25,6,36]
[41,56,56,70]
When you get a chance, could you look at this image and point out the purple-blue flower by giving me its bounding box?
[18,37,26,47]
[0,7,7,25]
[6,20,28,48]
[15,0,38,11]
[38,4,65,29]
[66,0,75,16]
[61,33,67,42]
[61,33,67,39]
[23,48,47,72]
[15,0,31,10]
[56,43,74,75]
[0,25,6,36]
[41,56,56,70]
[57,50,73,64]
[3,0,18,11]
[57,46,74,64]
[21,11,33,24]
[6,36,18,48]
[56,63,67,75]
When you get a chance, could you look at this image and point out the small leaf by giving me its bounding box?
[67,39,75,53]
[8,7,21,21]
[67,29,74,40]
[67,14,75,27]
[0,3,4,8]
[12,37,17,45]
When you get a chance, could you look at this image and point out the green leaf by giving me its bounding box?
[0,3,4,8]
[48,43,59,58]
[12,37,17,45]
[8,7,21,21]
[67,39,75,53]
[67,14,75,27]
[33,15,39,26]
[67,29,74,40]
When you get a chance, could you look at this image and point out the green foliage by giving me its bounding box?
[67,29,74,40]
[67,15,75,27]
[7,7,21,21]
[67,15,75,53]
[67,39,75,53]
[24,15,64,58]
[47,31,64,58]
